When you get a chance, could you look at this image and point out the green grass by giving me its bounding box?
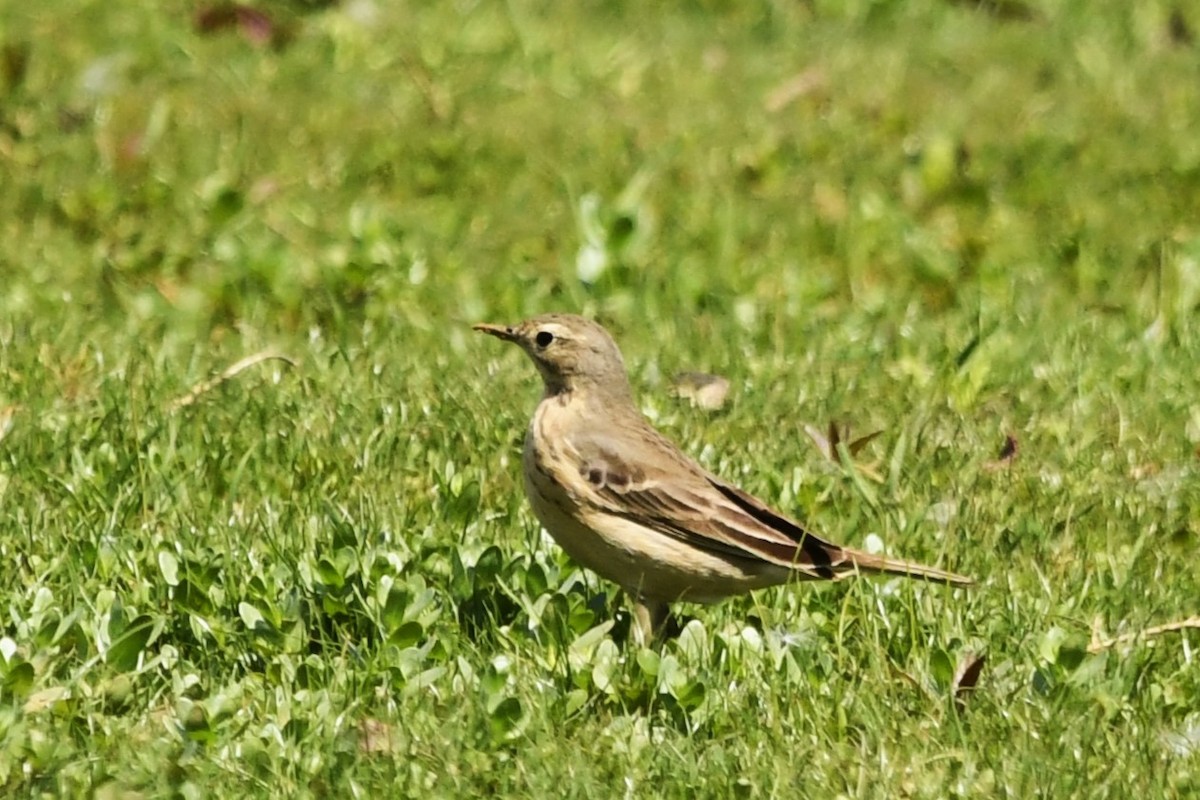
[2,0,1200,795]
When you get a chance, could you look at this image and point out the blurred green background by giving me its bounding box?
[1,0,1198,796]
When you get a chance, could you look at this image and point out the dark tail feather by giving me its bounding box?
[841,551,974,586]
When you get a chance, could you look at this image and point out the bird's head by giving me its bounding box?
[474,313,631,398]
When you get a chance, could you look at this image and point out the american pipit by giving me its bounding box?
[475,313,972,643]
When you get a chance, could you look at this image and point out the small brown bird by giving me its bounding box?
[475,314,972,643]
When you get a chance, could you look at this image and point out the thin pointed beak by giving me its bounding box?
[472,322,519,342]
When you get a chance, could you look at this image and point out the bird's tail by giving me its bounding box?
[841,551,974,586]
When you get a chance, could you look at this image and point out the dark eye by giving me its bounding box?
[535,330,554,348]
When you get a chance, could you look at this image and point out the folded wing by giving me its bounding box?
[570,426,972,585]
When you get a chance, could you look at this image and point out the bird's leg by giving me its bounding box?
[630,597,669,647]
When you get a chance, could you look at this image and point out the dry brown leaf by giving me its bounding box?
[0,404,16,444]
[804,421,884,481]
[1129,462,1161,480]
[952,651,986,710]
[764,67,828,112]
[672,372,731,411]
[802,422,834,462]
[23,686,70,714]
[194,4,292,48]
[943,0,1039,22]
[358,717,398,755]
[1168,8,1194,45]
[1088,615,1200,654]
[848,429,883,457]
[984,434,1018,471]
[170,350,297,411]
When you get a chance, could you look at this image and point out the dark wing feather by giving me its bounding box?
[704,473,973,585]
[706,478,845,577]
[569,428,848,576]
